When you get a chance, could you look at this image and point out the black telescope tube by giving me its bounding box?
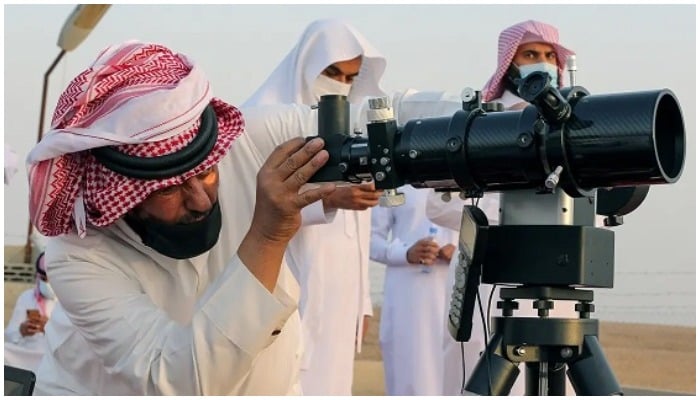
[560,89,684,189]
[318,94,350,137]
[308,87,685,196]
[386,88,685,195]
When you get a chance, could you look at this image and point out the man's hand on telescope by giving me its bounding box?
[322,181,382,211]
[406,238,440,266]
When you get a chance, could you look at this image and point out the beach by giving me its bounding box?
[6,280,694,395]
[352,306,695,395]
[4,240,694,396]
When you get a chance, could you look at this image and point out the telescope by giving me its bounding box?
[309,71,683,199]
[307,72,686,396]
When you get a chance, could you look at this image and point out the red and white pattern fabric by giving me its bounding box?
[27,41,244,238]
[481,20,575,102]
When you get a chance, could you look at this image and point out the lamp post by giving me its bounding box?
[23,4,111,264]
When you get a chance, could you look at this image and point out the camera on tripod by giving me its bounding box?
[306,71,686,395]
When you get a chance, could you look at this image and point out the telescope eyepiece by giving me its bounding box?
[518,71,572,124]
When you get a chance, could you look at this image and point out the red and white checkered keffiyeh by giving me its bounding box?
[481,20,575,102]
[27,41,244,238]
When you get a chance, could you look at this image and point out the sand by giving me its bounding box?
[5,285,694,395]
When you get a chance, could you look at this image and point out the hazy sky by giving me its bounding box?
[3,4,696,323]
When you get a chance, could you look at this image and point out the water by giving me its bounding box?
[369,261,695,327]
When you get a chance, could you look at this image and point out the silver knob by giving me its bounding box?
[368,96,391,110]
[379,189,405,207]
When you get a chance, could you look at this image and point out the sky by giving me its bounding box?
[2,4,696,324]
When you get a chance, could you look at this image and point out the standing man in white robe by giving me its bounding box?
[370,185,458,395]
[428,19,577,396]
[242,19,386,395]
[26,41,338,395]
[4,252,58,374]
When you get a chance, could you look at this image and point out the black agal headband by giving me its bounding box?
[92,104,218,180]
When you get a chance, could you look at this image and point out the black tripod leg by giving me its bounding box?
[524,362,567,396]
[567,335,623,395]
[464,332,520,395]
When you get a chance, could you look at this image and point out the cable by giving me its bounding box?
[487,285,497,335]
[460,341,466,393]
[476,285,492,395]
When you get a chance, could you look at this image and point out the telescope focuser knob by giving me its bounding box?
[367,96,394,123]
[369,96,391,110]
[379,189,405,207]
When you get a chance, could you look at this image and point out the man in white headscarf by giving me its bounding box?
[4,252,58,374]
[243,18,474,395]
[427,19,577,396]
[26,41,337,395]
[243,19,386,395]
[482,19,575,110]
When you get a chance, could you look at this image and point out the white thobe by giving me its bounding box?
[292,90,468,395]
[243,20,387,394]
[233,103,372,396]
[33,103,323,395]
[4,289,57,373]
[251,89,464,395]
[370,185,458,395]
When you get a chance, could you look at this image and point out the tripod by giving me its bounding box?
[451,189,624,395]
[465,286,621,395]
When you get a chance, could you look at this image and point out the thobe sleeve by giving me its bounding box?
[4,290,32,344]
[479,192,501,225]
[238,103,318,163]
[426,191,501,231]
[426,190,465,232]
[350,90,461,136]
[49,252,297,395]
[299,199,337,226]
[370,205,408,265]
[392,89,462,124]
[361,271,373,317]
[240,104,338,227]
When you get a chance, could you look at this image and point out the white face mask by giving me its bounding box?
[38,280,56,300]
[312,74,352,103]
[518,62,559,88]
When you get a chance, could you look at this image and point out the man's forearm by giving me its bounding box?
[238,228,288,292]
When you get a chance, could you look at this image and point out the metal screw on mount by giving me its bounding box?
[560,347,574,359]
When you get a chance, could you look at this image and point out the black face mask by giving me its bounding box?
[125,202,222,260]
